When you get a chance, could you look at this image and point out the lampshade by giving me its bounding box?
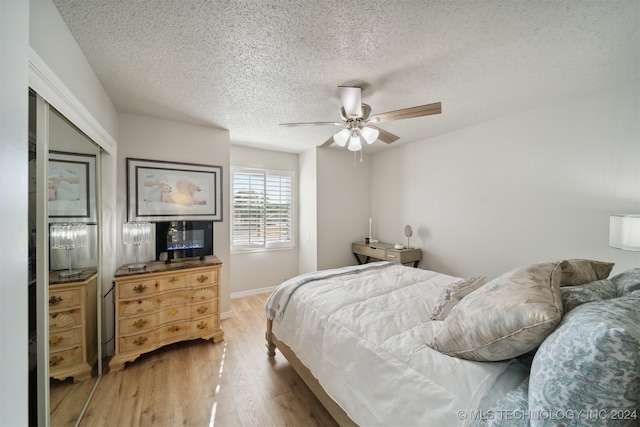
[609,214,640,251]
[51,223,88,249]
[360,126,379,145]
[348,129,362,152]
[123,222,152,270]
[123,222,151,246]
[50,223,88,278]
[333,128,350,147]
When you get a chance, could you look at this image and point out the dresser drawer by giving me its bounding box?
[157,305,189,324]
[157,321,190,343]
[156,273,188,292]
[49,346,82,369]
[119,298,156,317]
[49,327,82,349]
[191,317,219,334]
[49,309,82,330]
[119,330,157,353]
[119,312,156,335]
[49,288,81,310]
[190,299,217,318]
[117,278,158,299]
[191,286,217,302]
[191,270,217,286]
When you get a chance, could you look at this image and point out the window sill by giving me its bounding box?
[230,246,296,255]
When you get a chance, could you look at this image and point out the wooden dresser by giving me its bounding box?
[49,269,98,383]
[109,256,224,372]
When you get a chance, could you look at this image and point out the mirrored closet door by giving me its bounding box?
[29,90,103,426]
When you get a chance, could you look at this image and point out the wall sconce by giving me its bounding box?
[50,223,88,278]
[123,222,152,270]
[609,214,640,251]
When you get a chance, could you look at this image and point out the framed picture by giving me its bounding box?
[127,158,223,222]
[48,151,96,223]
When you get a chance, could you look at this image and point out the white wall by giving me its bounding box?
[1,1,29,425]
[116,114,231,321]
[316,149,372,270]
[371,81,640,279]
[229,145,299,296]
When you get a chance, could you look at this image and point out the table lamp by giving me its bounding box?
[50,223,88,278]
[123,221,152,270]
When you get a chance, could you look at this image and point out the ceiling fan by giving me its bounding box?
[280,86,442,152]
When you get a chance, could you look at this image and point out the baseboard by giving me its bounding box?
[230,286,277,300]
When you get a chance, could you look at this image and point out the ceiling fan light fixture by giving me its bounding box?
[333,128,350,147]
[348,129,362,152]
[360,126,379,144]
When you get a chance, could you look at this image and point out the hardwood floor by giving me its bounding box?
[79,293,338,426]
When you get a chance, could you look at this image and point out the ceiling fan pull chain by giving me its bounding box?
[353,151,357,167]
[360,149,363,163]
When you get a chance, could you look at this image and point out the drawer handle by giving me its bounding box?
[50,356,64,366]
[197,306,208,314]
[197,321,208,330]
[49,296,63,306]
[197,275,208,283]
[133,336,148,346]
[50,335,63,346]
[133,319,148,328]
[133,284,147,293]
[168,325,181,333]
[168,277,178,284]
[388,254,397,259]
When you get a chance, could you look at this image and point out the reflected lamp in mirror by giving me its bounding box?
[123,222,152,270]
[50,223,88,278]
[609,214,640,251]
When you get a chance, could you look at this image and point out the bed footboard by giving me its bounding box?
[265,318,357,427]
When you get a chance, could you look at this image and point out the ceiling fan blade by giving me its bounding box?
[279,121,344,127]
[371,102,442,123]
[321,136,335,147]
[370,125,400,144]
[338,86,362,118]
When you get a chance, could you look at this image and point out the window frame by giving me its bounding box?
[231,166,295,252]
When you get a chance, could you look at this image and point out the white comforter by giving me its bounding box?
[266,262,526,426]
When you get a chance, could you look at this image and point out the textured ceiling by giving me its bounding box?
[52,0,639,153]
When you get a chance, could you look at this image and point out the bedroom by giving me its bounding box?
[2,0,639,425]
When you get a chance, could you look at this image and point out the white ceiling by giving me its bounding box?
[52,0,639,154]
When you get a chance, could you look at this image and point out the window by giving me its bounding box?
[232,167,294,250]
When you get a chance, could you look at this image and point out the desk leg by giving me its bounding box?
[353,253,363,265]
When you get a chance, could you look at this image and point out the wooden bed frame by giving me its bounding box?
[266,319,358,427]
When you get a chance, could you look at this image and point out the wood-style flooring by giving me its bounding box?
[79,293,338,426]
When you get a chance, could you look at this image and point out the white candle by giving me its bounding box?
[369,218,372,239]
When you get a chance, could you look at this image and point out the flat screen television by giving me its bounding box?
[155,220,213,262]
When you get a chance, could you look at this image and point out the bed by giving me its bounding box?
[264,261,531,426]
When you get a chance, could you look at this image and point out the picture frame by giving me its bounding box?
[127,158,223,222]
[48,151,96,223]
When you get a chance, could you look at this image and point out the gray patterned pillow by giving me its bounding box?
[529,294,640,427]
[610,268,640,296]
[431,276,485,320]
[560,259,614,286]
[426,262,563,362]
[560,279,617,313]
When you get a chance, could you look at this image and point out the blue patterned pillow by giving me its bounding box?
[474,378,530,427]
[560,279,617,313]
[529,295,640,427]
[611,268,640,297]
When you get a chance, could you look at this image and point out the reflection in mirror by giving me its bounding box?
[46,106,101,425]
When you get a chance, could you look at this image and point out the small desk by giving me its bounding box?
[352,242,421,268]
